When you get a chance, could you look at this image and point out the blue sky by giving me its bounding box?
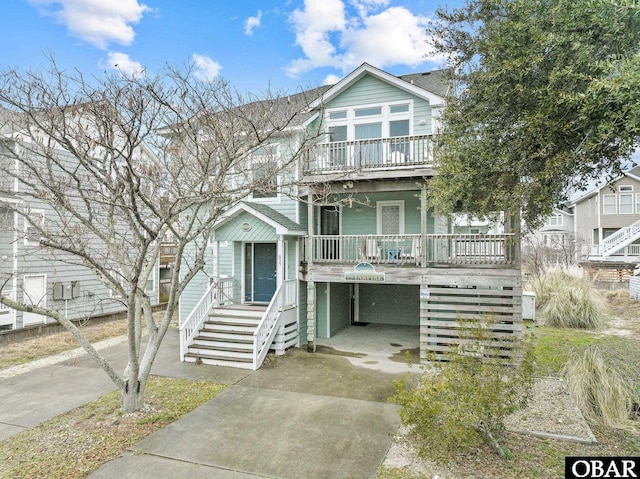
[0,0,465,94]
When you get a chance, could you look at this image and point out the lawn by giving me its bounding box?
[0,376,226,479]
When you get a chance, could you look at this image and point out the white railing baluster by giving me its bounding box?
[306,234,515,266]
[179,277,234,362]
[253,279,297,370]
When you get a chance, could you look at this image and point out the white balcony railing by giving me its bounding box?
[305,234,517,267]
[304,135,434,175]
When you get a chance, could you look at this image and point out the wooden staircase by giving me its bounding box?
[183,304,267,369]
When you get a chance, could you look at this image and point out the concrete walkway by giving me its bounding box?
[0,329,414,479]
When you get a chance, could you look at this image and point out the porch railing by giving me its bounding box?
[253,279,297,370]
[306,234,517,267]
[303,135,434,175]
[590,243,640,258]
[179,277,233,361]
[427,234,516,265]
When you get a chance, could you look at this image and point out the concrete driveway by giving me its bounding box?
[89,331,414,479]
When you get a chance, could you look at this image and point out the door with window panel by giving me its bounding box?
[355,122,382,167]
[377,202,404,261]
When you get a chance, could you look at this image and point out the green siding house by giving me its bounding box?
[178,63,523,369]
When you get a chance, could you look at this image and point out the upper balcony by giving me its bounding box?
[302,234,518,269]
[302,135,436,182]
[159,242,177,266]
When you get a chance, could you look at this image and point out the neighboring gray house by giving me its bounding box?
[0,110,160,330]
[571,166,640,263]
[177,63,524,370]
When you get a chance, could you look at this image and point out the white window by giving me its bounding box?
[620,193,634,214]
[619,185,633,192]
[377,201,405,235]
[603,194,617,215]
[390,103,410,114]
[545,214,563,226]
[250,145,279,200]
[354,106,382,117]
[24,209,45,246]
[145,275,155,293]
[329,110,347,120]
[636,193,640,214]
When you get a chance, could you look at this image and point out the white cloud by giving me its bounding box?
[287,0,443,77]
[323,74,341,85]
[100,52,144,76]
[245,11,262,36]
[192,54,222,81]
[28,0,149,49]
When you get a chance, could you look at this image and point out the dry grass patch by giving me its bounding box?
[0,320,128,369]
[0,376,225,479]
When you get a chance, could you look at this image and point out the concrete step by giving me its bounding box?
[184,352,254,369]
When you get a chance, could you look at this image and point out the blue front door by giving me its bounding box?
[253,243,277,302]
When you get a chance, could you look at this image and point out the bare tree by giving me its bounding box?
[521,233,585,276]
[0,60,320,412]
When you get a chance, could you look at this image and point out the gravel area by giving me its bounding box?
[504,376,596,443]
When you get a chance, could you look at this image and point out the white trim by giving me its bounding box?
[376,200,405,235]
[213,202,306,236]
[23,208,45,246]
[326,283,331,338]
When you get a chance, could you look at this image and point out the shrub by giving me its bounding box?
[562,346,634,428]
[392,322,534,465]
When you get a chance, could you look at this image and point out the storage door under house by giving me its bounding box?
[22,274,47,326]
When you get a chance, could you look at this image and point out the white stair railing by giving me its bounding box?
[253,279,297,370]
[179,277,233,361]
[601,219,640,257]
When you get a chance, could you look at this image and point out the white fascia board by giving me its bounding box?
[213,202,304,236]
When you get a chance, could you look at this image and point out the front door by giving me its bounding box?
[253,243,277,303]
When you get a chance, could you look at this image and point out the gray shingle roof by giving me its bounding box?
[241,201,306,233]
[397,69,452,98]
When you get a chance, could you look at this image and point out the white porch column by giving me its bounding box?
[307,190,314,265]
[277,235,285,286]
[307,281,316,352]
[420,185,428,266]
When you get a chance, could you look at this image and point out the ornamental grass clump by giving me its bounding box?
[542,282,606,330]
[562,346,634,428]
[528,268,605,330]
